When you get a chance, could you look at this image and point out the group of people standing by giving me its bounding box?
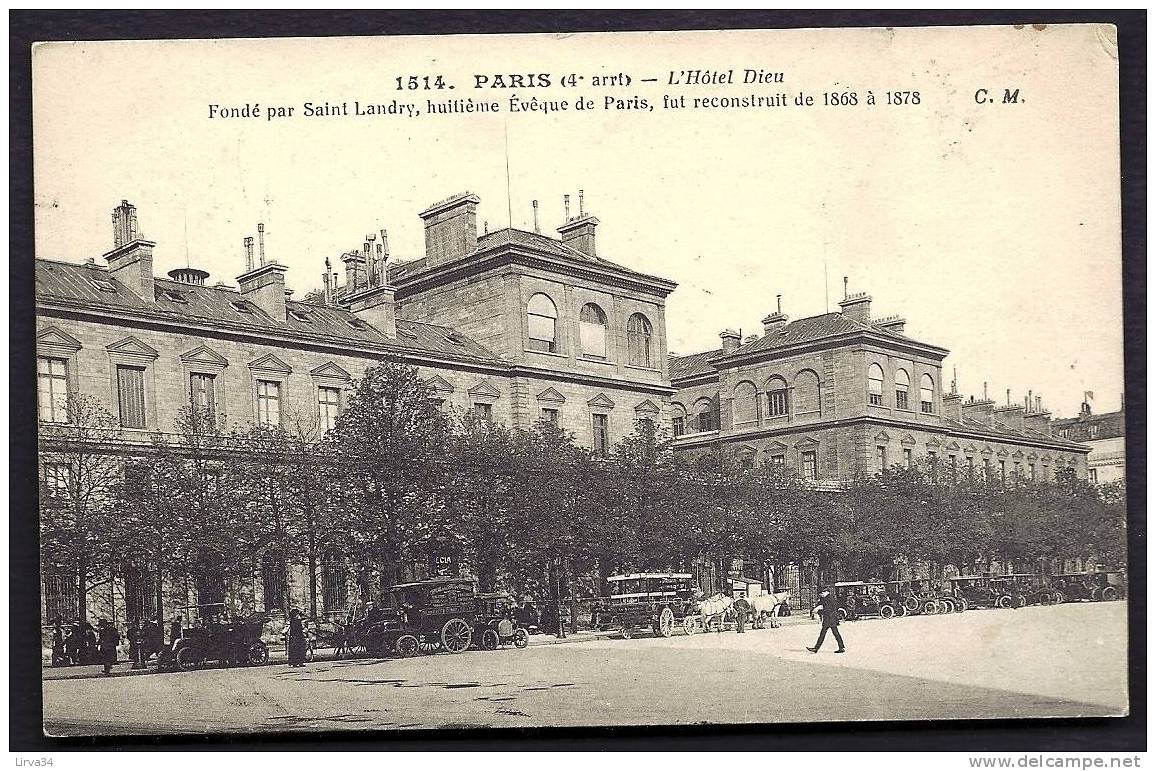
[50,616,166,675]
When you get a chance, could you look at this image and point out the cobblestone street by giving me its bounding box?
[42,602,1128,735]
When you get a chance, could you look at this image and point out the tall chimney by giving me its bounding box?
[719,329,742,354]
[257,223,266,266]
[532,200,540,233]
[419,192,481,268]
[762,295,788,334]
[103,199,156,301]
[558,192,600,257]
[837,291,872,324]
[341,250,367,292]
[563,194,571,222]
[237,224,286,320]
[322,272,331,305]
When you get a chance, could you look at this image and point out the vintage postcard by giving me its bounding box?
[31,23,1127,737]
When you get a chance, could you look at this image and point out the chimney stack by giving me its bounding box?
[942,392,963,421]
[103,199,156,301]
[994,402,1025,432]
[237,223,287,320]
[762,295,789,334]
[873,315,907,334]
[558,190,599,256]
[564,194,571,221]
[341,250,368,293]
[532,200,540,233]
[244,237,255,272]
[719,329,742,354]
[837,291,872,324]
[419,192,480,268]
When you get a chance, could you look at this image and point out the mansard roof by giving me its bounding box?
[669,348,724,381]
[35,258,504,366]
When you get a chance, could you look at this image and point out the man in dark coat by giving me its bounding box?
[807,588,845,653]
[126,619,143,669]
[98,619,121,675]
[286,609,307,667]
[144,615,164,664]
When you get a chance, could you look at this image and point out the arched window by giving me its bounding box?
[766,376,789,417]
[732,381,758,426]
[794,369,821,415]
[626,313,653,368]
[579,303,608,359]
[694,397,716,433]
[920,374,935,414]
[868,363,885,406]
[527,293,557,353]
[670,403,688,437]
[895,368,910,411]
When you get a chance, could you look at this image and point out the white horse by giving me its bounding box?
[746,591,790,628]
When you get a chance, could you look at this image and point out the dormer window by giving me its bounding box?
[346,318,369,330]
[230,300,255,314]
[162,289,188,304]
[91,279,117,293]
[444,331,467,346]
[288,309,312,322]
[396,328,418,340]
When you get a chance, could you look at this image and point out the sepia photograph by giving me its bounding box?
[15,14,1141,751]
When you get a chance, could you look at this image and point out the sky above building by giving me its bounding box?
[32,25,1123,419]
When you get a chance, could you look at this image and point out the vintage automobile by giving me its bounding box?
[1050,570,1127,602]
[833,581,905,620]
[593,573,699,638]
[947,575,1015,610]
[989,575,1032,608]
[163,603,269,671]
[382,577,482,656]
[895,579,955,615]
[474,592,530,650]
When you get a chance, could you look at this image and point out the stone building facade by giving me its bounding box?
[669,291,1090,482]
[37,195,676,626]
[1053,401,1126,485]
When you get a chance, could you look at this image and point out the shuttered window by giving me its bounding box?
[190,373,216,414]
[117,365,147,428]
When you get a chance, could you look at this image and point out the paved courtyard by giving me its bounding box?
[42,602,1128,735]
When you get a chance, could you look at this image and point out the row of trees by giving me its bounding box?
[39,363,1126,622]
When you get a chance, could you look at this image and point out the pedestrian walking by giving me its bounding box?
[807,588,845,654]
[98,619,121,675]
[733,597,750,634]
[127,619,144,670]
[286,609,307,668]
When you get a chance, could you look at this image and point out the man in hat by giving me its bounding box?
[807,588,845,654]
[97,619,121,675]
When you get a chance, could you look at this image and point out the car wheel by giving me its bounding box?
[394,635,419,657]
[922,600,937,615]
[837,608,848,622]
[247,642,270,665]
[1101,586,1118,601]
[481,629,500,651]
[620,626,633,640]
[513,629,529,649]
[879,604,895,619]
[176,646,203,671]
[996,595,1012,609]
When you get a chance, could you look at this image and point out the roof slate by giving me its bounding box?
[729,312,924,357]
[669,349,723,381]
[36,259,505,365]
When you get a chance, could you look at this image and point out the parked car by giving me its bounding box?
[833,581,904,620]
[474,592,530,650]
[162,603,269,671]
[947,575,1015,610]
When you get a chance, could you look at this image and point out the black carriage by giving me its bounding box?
[379,577,482,657]
[473,593,530,650]
[593,573,698,638]
[834,581,904,620]
[162,603,269,671]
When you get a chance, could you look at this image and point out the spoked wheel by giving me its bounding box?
[682,617,698,635]
[996,595,1012,609]
[394,635,419,657]
[440,618,473,653]
[620,626,634,640]
[247,642,270,665]
[176,647,204,671]
[1054,591,1066,604]
[939,599,954,614]
[1102,586,1119,601]
[657,607,675,638]
[922,600,937,615]
[954,597,967,613]
[879,604,895,619]
[903,597,921,614]
[1038,591,1052,606]
[481,629,500,651]
[837,608,848,622]
[1015,594,1028,609]
[897,603,908,617]
[512,629,529,649]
